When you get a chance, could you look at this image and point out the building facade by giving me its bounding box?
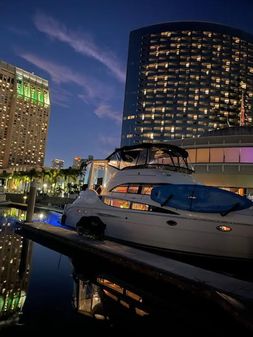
[51,159,64,169]
[0,60,50,170]
[0,212,32,326]
[72,155,94,170]
[169,126,253,197]
[72,156,82,169]
[121,22,253,146]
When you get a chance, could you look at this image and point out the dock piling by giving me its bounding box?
[26,180,37,222]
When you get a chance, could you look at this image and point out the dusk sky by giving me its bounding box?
[0,0,253,167]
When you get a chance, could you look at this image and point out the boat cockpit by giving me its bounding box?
[83,144,193,191]
[106,143,193,174]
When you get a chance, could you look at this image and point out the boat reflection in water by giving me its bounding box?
[72,274,150,322]
[0,208,33,328]
[71,258,153,328]
[70,256,253,335]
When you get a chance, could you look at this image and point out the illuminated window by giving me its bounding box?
[240,147,253,163]
[103,197,111,205]
[128,185,139,193]
[224,148,240,163]
[187,149,196,163]
[210,148,224,162]
[196,148,209,162]
[131,203,149,211]
[112,185,128,193]
[104,198,130,209]
[141,186,153,195]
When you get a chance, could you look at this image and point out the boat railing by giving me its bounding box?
[116,163,194,174]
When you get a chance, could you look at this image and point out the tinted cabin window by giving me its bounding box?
[149,148,174,165]
[120,149,140,169]
[136,148,148,166]
[108,152,120,169]
[148,147,189,170]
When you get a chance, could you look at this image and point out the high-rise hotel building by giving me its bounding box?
[121,22,253,146]
[0,60,50,170]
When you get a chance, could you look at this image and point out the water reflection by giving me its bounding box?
[0,210,32,328]
[72,259,150,323]
[0,207,252,335]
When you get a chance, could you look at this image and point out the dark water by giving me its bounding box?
[0,207,252,336]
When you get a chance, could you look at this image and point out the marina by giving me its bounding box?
[0,206,252,335]
[1,3,253,335]
[63,143,253,261]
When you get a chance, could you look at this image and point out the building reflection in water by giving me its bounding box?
[0,209,32,328]
[71,259,150,323]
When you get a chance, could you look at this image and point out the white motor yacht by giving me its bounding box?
[62,144,253,262]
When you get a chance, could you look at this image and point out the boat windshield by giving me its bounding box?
[107,145,192,173]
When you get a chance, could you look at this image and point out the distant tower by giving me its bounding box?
[0,60,50,170]
[51,159,64,169]
[72,157,82,169]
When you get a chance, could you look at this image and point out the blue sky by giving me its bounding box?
[1,0,253,167]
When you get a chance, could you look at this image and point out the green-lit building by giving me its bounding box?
[0,60,50,170]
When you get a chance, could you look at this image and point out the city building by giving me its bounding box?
[51,158,64,169]
[72,156,82,169]
[0,60,50,170]
[72,155,94,170]
[169,126,253,197]
[0,212,32,326]
[121,22,253,146]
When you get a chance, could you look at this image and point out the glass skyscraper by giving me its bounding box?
[121,22,253,146]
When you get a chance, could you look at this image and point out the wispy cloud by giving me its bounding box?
[98,135,120,157]
[8,26,30,37]
[50,86,72,108]
[20,53,122,123]
[20,52,112,101]
[94,104,122,123]
[99,135,120,147]
[33,12,126,83]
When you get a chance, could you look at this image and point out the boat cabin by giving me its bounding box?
[83,144,192,191]
[107,143,192,171]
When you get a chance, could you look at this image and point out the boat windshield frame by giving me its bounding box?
[106,144,193,174]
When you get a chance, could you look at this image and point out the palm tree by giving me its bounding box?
[61,167,81,195]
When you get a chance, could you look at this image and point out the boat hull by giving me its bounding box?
[63,197,253,262]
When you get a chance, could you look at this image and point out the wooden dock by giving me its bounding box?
[18,221,253,331]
